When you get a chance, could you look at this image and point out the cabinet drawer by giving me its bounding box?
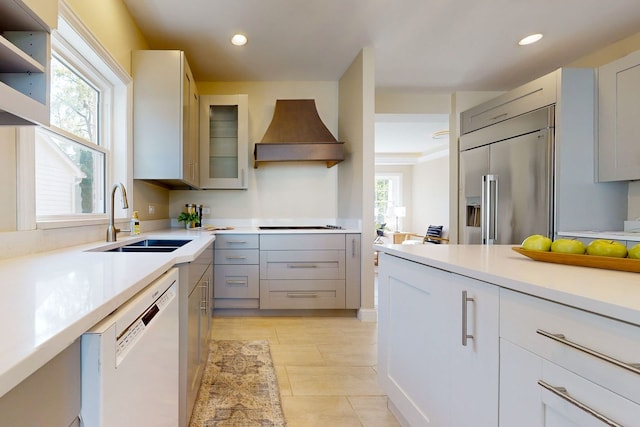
[539,358,640,427]
[461,70,556,134]
[500,288,640,404]
[260,279,345,309]
[260,250,344,280]
[215,234,259,249]
[214,265,259,298]
[260,233,345,250]
[215,249,259,265]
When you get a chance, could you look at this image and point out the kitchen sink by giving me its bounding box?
[124,239,191,247]
[107,246,179,253]
[90,239,192,253]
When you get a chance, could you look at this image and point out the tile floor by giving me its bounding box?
[210,316,400,427]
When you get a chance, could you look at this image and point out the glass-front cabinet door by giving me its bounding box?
[199,94,248,189]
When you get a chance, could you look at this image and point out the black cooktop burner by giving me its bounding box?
[258,225,343,230]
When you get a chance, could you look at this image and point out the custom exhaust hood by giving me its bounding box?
[253,99,345,168]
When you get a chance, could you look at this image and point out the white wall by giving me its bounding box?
[338,47,376,316]
[412,155,449,236]
[173,81,340,222]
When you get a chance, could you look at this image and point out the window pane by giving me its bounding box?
[35,130,105,216]
[50,56,100,144]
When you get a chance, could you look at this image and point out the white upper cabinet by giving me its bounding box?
[0,0,55,126]
[199,94,248,189]
[132,50,200,189]
[598,49,640,182]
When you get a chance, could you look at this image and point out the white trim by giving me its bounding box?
[58,1,131,85]
[357,307,378,322]
[16,128,36,231]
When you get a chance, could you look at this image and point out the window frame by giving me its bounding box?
[17,5,132,231]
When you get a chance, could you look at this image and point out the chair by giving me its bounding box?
[406,225,449,244]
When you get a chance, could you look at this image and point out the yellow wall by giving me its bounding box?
[64,0,149,74]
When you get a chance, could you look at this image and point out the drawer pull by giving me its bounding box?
[225,256,247,259]
[461,290,475,346]
[286,292,319,298]
[537,329,640,375]
[490,112,508,121]
[226,240,247,244]
[537,380,623,427]
[226,280,247,286]
[286,264,318,269]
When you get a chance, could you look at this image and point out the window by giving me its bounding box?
[29,12,130,224]
[375,174,401,228]
[36,55,106,216]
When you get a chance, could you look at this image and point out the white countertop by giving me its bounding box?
[0,229,215,399]
[374,243,640,327]
[211,226,360,234]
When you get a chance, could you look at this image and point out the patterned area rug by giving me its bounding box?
[190,340,286,427]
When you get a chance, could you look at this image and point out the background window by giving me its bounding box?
[375,174,401,228]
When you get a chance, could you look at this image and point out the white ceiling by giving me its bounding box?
[375,114,449,163]
[121,0,640,157]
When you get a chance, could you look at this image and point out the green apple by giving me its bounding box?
[521,234,552,252]
[550,239,586,255]
[586,239,628,258]
[628,243,640,259]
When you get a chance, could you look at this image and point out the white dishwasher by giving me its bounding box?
[81,268,179,427]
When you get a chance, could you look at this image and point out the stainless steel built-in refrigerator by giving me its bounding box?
[459,106,554,244]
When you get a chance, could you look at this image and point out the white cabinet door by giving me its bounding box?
[598,49,640,181]
[132,50,199,188]
[449,275,499,427]
[377,253,499,427]
[199,94,249,189]
[377,252,453,426]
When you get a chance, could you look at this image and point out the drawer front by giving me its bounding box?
[540,358,640,427]
[215,234,259,249]
[215,249,259,265]
[214,265,259,298]
[260,279,345,309]
[500,288,640,404]
[260,233,345,250]
[260,250,345,280]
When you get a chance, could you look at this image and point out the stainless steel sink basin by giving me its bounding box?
[124,239,191,248]
[90,238,192,253]
[107,246,179,253]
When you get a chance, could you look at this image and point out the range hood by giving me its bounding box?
[254,99,345,168]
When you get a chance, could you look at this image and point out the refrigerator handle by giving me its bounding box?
[482,174,498,244]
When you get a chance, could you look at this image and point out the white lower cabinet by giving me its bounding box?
[377,253,499,426]
[500,288,640,427]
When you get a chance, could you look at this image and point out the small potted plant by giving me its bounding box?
[177,211,200,229]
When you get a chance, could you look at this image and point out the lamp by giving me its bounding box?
[394,206,406,232]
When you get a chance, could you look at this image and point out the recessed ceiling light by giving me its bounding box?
[231,34,247,46]
[518,33,543,46]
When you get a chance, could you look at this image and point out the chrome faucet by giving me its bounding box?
[106,183,129,242]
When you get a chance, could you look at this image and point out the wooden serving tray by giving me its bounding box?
[511,246,640,273]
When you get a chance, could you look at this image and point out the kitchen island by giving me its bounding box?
[0,229,215,425]
[375,243,640,426]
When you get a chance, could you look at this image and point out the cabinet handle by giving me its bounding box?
[287,264,318,268]
[286,292,319,298]
[489,112,508,121]
[225,256,247,259]
[226,280,247,286]
[536,329,640,375]
[352,239,356,257]
[461,290,475,346]
[226,240,247,244]
[537,380,623,427]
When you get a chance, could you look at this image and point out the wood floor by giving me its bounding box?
[210,316,400,427]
